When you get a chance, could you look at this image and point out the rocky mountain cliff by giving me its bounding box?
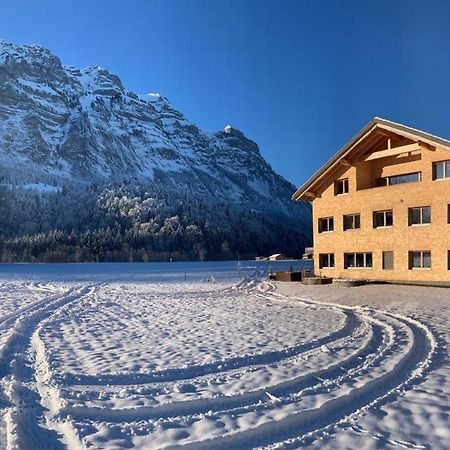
[0,41,311,262]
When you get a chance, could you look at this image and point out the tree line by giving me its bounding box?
[0,180,309,263]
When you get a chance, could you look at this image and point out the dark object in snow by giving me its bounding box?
[274,271,303,282]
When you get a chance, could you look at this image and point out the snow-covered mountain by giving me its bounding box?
[0,41,311,261]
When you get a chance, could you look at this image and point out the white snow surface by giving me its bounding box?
[0,266,448,449]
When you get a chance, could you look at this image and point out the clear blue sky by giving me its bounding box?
[2,0,450,186]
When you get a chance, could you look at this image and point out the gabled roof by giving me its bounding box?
[292,117,450,201]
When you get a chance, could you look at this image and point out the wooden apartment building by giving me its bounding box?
[293,118,450,283]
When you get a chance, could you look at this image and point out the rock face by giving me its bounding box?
[0,41,311,261]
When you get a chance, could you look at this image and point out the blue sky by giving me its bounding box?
[2,0,450,186]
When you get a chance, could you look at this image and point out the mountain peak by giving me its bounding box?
[140,92,171,105]
[78,65,124,93]
[0,40,312,260]
[0,40,61,68]
[221,125,260,155]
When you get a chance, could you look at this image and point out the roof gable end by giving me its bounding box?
[293,118,450,201]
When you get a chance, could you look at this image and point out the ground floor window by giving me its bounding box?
[382,251,394,270]
[408,251,431,269]
[319,253,335,269]
[344,252,373,269]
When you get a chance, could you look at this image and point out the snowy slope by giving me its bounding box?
[0,41,309,218]
[0,41,311,256]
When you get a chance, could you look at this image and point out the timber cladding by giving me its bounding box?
[294,118,450,282]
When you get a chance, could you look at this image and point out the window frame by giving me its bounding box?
[373,210,393,228]
[344,252,373,269]
[334,178,349,196]
[343,213,361,231]
[432,160,450,180]
[408,206,431,226]
[318,217,334,233]
[375,171,421,187]
[408,251,431,269]
[319,253,335,269]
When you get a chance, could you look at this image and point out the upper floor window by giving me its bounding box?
[375,171,421,187]
[409,251,431,269]
[343,213,360,231]
[373,210,393,228]
[319,253,335,269]
[318,217,334,233]
[408,206,431,226]
[334,179,349,195]
[344,252,373,269]
[433,160,450,180]
[448,205,450,224]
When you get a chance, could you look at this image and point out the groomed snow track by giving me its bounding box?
[0,280,437,449]
[165,299,435,449]
[0,284,97,450]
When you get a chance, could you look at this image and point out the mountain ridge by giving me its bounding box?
[0,40,311,262]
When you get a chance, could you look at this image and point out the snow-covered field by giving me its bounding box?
[0,263,448,449]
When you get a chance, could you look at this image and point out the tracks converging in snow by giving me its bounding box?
[0,278,437,449]
[0,283,97,450]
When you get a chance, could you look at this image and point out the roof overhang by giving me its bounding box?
[292,117,450,201]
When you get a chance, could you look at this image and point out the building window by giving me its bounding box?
[373,210,393,228]
[334,178,349,195]
[318,217,334,233]
[433,160,450,180]
[382,251,394,270]
[375,171,421,187]
[448,251,450,270]
[343,213,360,231]
[319,253,335,269]
[408,206,431,226]
[344,252,373,269]
[448,205,450,224]
[409,251,431,269]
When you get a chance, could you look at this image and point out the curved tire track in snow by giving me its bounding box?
[59,305,401,428]
[61,312,377,422]
[0,285,68,334]
[61,307,355,387]
[30,282,436,450]
[162,294,436,450]
[0,284,96,450]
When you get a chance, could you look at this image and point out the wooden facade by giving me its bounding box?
[293,118,450,283]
